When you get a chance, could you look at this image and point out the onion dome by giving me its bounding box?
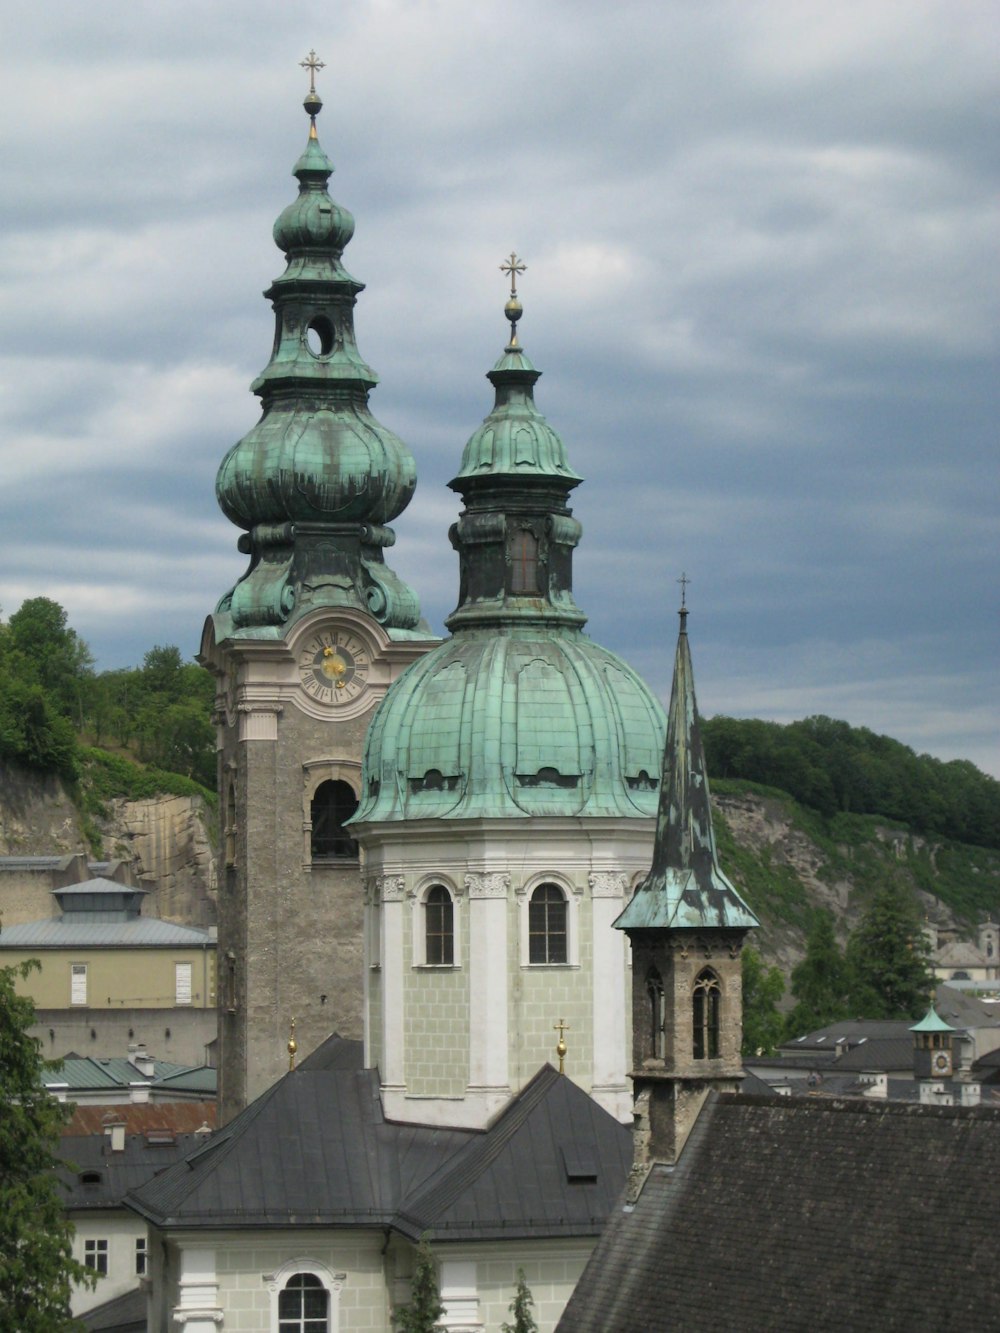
[615,603,758,932]
[353,264,666,823]
[213,59,424,635]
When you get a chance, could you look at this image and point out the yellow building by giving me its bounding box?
[0,879,216,1066]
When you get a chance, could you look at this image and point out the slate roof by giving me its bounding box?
[827,1037,915,1072]
[80,1284,146,1333]
[60,1132,201,1211]
[559,1093,1000,1332]
[780,1018,912,1050]
[128,1063,630,1242]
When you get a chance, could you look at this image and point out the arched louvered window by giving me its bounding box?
[310,780,359,861]
[510,528,539,594]
[424,885,454,965]
[692,969,721,1060]
[278,1272,328,1332]
[529,883,568,964]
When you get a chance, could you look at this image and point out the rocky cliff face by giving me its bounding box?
[0,760,217,928]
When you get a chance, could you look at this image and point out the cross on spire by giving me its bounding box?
[677,571,690,608]
[500,251,527,299]
[300,49,325,96]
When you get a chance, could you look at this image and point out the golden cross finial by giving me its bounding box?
[300,49,325,96]
[677,571,691,608]
[500,252,527,300]
[554,1018,570,1074]
[287,1016,298,1071]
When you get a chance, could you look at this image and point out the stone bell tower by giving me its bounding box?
[200,56,436,1121]
[615,598,758,1193]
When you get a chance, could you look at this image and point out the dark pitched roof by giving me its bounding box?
[560,1094,1000,1332]
[829,1037,915,1072]
[297,1031,364,1070]
[780,1019,912,1050]
[128,1064,630,1242]
[80,1284,146,1333]
[59,1132,200,1210]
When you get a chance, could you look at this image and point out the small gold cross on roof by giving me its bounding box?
[500,251,527,299]
[300,49,325,96]
[554,1018,570,1074]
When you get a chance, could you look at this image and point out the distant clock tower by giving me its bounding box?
[200,63,435,1122]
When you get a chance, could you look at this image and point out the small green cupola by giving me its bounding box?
[911,998,956,1079]
[213,58,425,637]
[445,255,585,633]
[353,268,666,825]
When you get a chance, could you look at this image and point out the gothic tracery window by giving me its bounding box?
[646,966,665,1060]
[692,969,721,1060]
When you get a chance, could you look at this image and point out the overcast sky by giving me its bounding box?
[1,1,997,776]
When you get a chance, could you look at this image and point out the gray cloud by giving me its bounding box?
[1,0,996,777]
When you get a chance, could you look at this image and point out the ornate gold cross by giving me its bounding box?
[554,1018,570,1074]
[300,49,325,95]
[500,251,527,300]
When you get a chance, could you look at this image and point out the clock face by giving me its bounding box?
[932,1050,952,1075]
[298,631,370,705]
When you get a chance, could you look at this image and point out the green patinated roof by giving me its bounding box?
[910,1004,956,1034]
[615,610,758,933]
[353,627,665,822]
[450,345,582,486]
[210,85,425,638]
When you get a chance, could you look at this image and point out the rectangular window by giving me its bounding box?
[84,1238,108,1276]
[71,963,88,1006]
[135,1236,147,1276]
[175,961,192,1005]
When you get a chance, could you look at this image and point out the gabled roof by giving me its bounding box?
[65,1102,217,1136]
[44,1057,216,1096]
[80,1284,146,1333]
[128,1064,630,1242]
[0,917,212,947]
[560,1094,1000,1331]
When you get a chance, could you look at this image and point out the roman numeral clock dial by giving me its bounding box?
[298,633,369,705]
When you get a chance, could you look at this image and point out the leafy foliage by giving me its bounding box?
[846,878,934,1020]
[785,912,851,1035]
[395,1239,444,1332]
[704,714,1000,850]
[501,1268,539,1333]
[741,946,785,1056]
[0,961,94,1330]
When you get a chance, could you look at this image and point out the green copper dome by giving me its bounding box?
[354,272,665,824]
[355,627,665,821]
[212,78,424,636]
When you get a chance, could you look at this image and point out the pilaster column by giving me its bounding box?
[466,873,510,1099]
[589,872,629,1118]
[379,875,407,1091]
[172,1247,222,1329]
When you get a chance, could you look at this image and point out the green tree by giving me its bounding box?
[4,597,93,724]
[501,1268,539,1333]
[396,1238,444,1333]
[846,879,934,1020]
[741,945,785,1055]
[0,675,78,780]
[0,961,94,1329]
[785,912,850,1037]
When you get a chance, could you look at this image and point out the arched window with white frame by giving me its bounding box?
[529,882,568,964]
[424,884,454,965]
[267,1258,342,1333]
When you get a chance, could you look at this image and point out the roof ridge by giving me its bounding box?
[396,1066,561,1230]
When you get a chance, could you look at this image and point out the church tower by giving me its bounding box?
[352,271,666,1128]
[615,600,758,1191]
[200,59,436,1120]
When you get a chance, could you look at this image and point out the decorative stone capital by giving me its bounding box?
[465,872,510,899]
[172,1311,224,1327]
[589,872,629,898]
[237,701,282,742]
[377,875,407,902]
